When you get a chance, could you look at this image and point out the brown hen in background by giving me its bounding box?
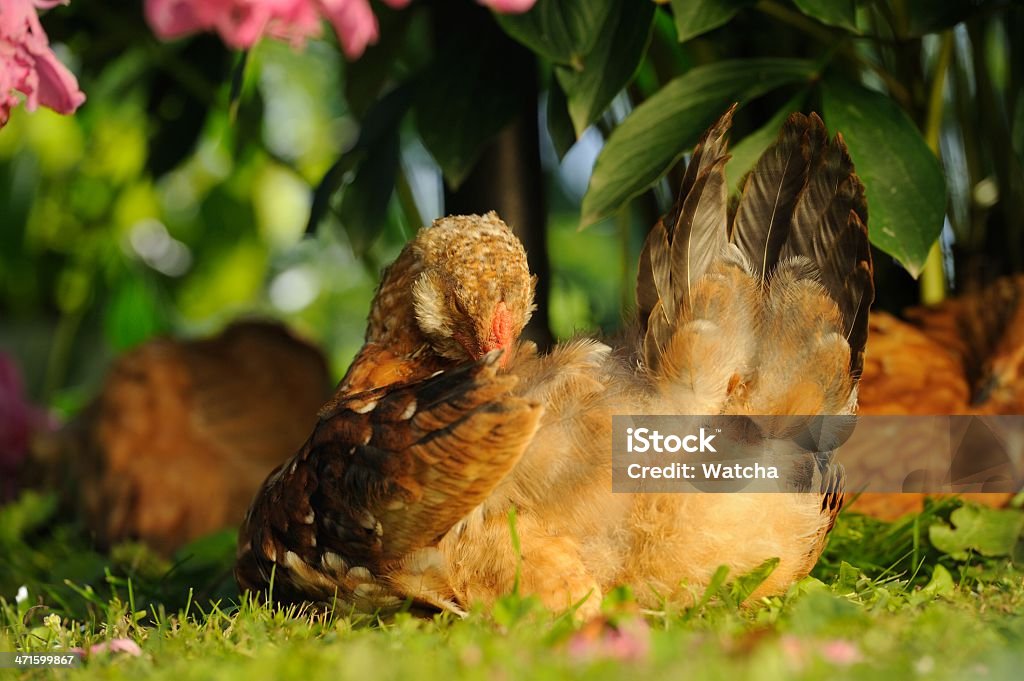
[852,276,1024,518]
[34,321,330,555]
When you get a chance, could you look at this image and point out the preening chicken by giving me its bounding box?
[850,277,1024,518]
[236,106,874,617]
[236,213,540,609]
[329,211,536,398]
[35,321,330,554]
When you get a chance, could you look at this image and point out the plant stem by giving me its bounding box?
[919,31,954,304]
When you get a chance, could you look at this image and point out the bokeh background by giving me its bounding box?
[1,0,1022,423]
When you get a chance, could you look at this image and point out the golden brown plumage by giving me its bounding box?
[34,321,330,554]
[436,108,871,615]
[235,107,875,617]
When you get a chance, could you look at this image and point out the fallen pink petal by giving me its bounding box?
[819,639,862,666]
[567,617,651,663]
[71,639,143,658]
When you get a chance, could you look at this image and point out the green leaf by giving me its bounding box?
[546,80,577,159]
[792,0,857,32]
[901,0,995,37]
[494,0,615,67]
[0,492,58,546]
[725,90,808,194]
[929,504,1024,560]
[581,58,818,226]
[908,564,955,605]
[822,77,946,276]
[104,277,166,352]
[343,4,413,117]
[338,131,400,254]
[415,31,535,188]
[307,84,412,236]
[670,0,754,43]
[555,0,654,135]
[729,557,780,603]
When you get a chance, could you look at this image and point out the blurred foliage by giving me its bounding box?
[1,0,1022,417]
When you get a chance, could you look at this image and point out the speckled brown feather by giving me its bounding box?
[236,214,539,612]
[235,355,542,611]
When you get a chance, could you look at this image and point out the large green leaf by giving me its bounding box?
[555,0,654,135]
[670,0,754,43]
[338,130,400,254]
[546,80,576,159]
[823,77,946,277]
[306,84,412,236]
[415,29,535,188]
[792,0,857,32]
[494,0,615,67]
[581,59,818,226]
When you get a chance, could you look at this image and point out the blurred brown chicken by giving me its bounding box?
[35,321,330,554]
[236,107,874,617]
[850,276,1024,518]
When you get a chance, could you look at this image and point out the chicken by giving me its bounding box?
[849,276,1024,518]
[236,213,540,610]
[437,107,871,615]
[907,274,1024,413]
[34,321,330,555]
[236,107,873,617]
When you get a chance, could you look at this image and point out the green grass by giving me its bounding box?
[2,494,1023,680]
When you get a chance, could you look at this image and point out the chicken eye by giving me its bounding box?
[450,295,470,317]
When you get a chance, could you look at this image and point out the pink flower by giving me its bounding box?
[71,638,143,658]
[479,0,537,13]
[0,0,85,128]
[145,0,411,59]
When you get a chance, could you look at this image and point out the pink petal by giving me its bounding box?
[317,0,379,60]
[215,1,281,49]
[819,639,862,666]
[26,42,84,114]
[478,0,536,14]
[567,618,651,662]
[263,0,322,45]
[71,638,143,658]
[1,1,32,39]
[144,0,210,41]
